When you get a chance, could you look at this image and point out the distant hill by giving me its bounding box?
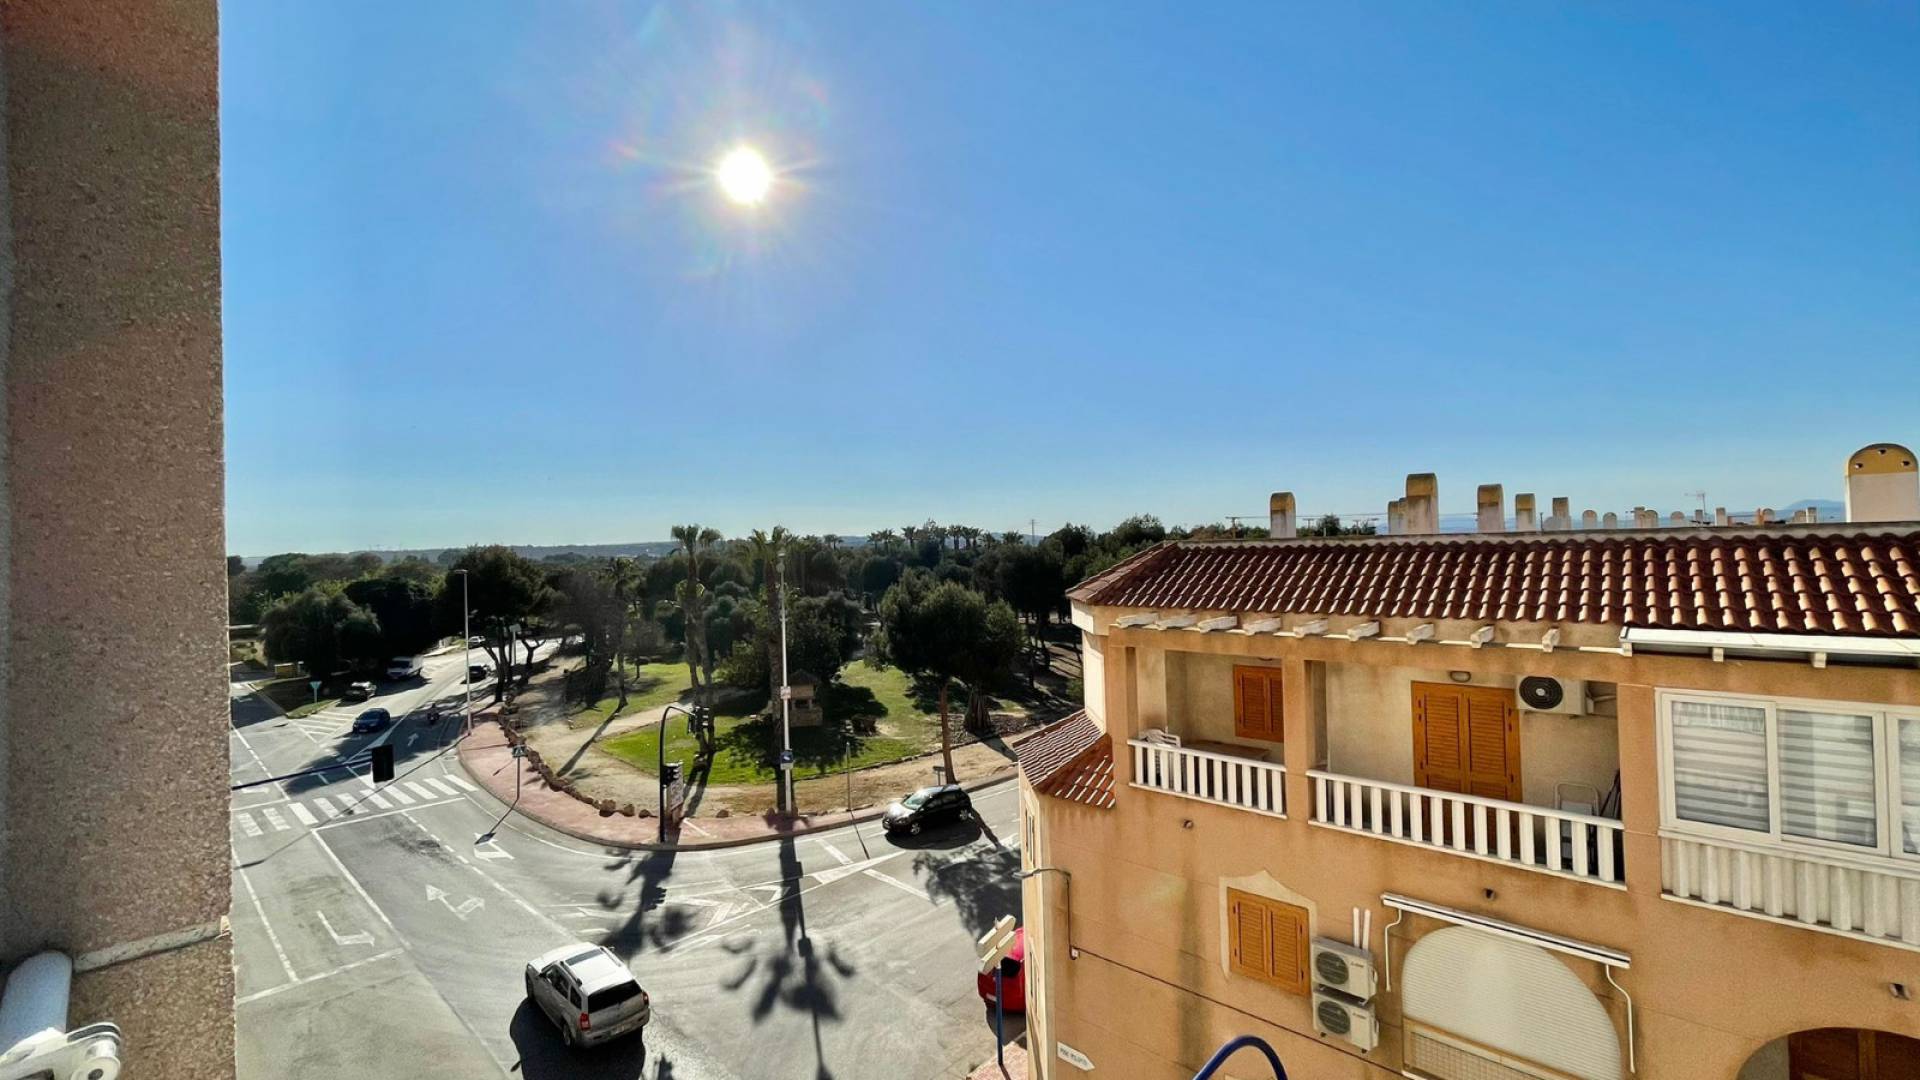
[1780,499,1844,522]
[242,536,878,568]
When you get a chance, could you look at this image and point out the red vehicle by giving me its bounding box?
[976,927,1026,1013]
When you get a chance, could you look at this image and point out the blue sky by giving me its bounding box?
[222,2,1920,554]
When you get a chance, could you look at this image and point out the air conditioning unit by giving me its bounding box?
[1517,675,1586,715]
[1310,938,1377,1001]
[1312,988,1379,1052]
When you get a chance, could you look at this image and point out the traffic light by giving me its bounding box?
[371,744,395,784]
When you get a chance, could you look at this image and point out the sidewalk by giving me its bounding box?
[456,718,1028,850]
[967,1039,1030,1080]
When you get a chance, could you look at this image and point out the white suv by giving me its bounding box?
[523,944,650,1049]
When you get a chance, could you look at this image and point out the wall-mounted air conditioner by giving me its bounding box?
[1312,988,1379,1052]
[1517,676,1586,715]
[1310,938,1377,1001]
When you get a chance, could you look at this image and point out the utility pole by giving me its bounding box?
[778,547,794,816]
[453,568,473,738]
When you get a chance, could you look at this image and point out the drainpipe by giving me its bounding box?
[0,950,123,1079]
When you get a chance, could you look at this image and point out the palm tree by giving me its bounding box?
[744,527,790,712]
[866,529,898,549]
[671,524,721,702]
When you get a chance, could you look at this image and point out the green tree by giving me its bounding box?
[671,524,722,701]
[344,577,439,658]
[440,546,548,702]
[873,573,1023,780]
[261,586,363,679]
[995,542,1067,674]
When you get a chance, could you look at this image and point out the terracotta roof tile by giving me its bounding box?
[1070,529,1920,639]
[1016,711,1115,809]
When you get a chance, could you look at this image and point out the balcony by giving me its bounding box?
[1128,737,1286,817]
[1661,831,1920,949]
[1307,771,1626,887]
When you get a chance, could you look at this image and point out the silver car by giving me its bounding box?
[523,944,650,1049]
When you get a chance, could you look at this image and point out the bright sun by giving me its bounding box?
[716,146,773,206]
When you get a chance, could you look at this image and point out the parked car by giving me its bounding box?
[467,664,490,682]
[343,680,376,701]
[468,635,486,647]
[385,655,424,680]
[350,708,391,734]
[881,784,974,836]
[524,944,650,1049]
[976,927,1026,1013]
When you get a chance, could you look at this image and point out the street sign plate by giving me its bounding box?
[779,749,794,766]
[510,744,527,758]
[1056,1042,1094,1071]
[309,680,322,691]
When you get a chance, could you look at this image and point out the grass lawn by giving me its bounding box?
[567,662,696,728]
[598,661,957,784]
[258,678,339,718]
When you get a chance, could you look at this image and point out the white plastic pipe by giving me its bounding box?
[0,951,71,1053]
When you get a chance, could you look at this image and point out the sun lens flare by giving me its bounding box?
[716,145,773,205]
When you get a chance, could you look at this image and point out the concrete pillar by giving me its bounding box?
[1514,494,1538,532]
[1404,474,1438,535]
[1268,492,1296,540]
[1135,647,1168,739]
[1845,443,1920,522]
[1476,484,1505,533]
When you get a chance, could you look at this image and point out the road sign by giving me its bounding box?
[779,749,794,767]
[510,744,527,758]
[1056,1042,1095,1071]
[976,914,1018,973]
[309,679,322,691]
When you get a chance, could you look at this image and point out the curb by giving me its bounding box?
[455,729,1022,852]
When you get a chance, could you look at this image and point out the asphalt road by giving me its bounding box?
[229,651,1025,1080]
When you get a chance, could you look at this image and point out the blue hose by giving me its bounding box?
[1190,1034,1288,1080]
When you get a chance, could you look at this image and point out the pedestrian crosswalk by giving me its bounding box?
[231,773,478,838]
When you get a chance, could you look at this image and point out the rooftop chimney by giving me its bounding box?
[1268,492,1297,539]
[1844,442,1919,523]
[1550,497,1571,531]
[1580,510,1597,529]
[1386,498,1407,535]
[1404,474,1438,535]
[1714,507,1729,527]
[1477,484,1505,533]
[1603,512,1619,529]
[1514,494,1538,532]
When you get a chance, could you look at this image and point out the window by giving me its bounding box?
[1225,888,1307,994]
[1661,692,1920,864]
[1232,665,1284,743]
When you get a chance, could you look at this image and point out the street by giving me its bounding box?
[228,651,1024,1080]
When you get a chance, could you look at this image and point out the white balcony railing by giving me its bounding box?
[1128,739,1286,817]
[1661,831,1920,949]
[1307,770,1626,888]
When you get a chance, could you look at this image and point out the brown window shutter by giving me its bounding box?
[1413,683,1467,793]
[1233,666,1284,743]
[1463,688,1521,801]
[1227,890,1270,979]
[1266,901,1309,994]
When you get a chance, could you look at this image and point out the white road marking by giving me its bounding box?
[236,812,263,838]
[383,785,416,806]
[404,781,438,802]
[262,807,291,832]
[425,884,484,920]
[236,949,403,1006]
[815,839,855,866]
[311,830,408,946]
[474,838,513,861]
[443,775,477,792]
[366,792,392,810]
[235,862,296,983]
[228,718,290,802]
[287,803,318,827]
[316,910,374,947]
[314,797,341,819]
[422,777,459,797]
[863,867,932,902]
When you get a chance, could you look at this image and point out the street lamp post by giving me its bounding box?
[453,569,472,738]
[778,548,794,817]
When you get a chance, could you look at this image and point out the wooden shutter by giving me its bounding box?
[1226,889,1309,994]
[1232,665,1284,743]
[1414,683,1520,801]
[1414,684,1467,793]
[1227,890,1270,979]
[1464,687,1521,801]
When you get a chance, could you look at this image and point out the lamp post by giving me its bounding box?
[777,548,793,816]
[453,569,472,737]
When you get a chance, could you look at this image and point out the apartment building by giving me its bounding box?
[2,3,231,1077]
[1017,445,1920,1080]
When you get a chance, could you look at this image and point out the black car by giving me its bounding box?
[466,664,490,682]
[881,785,973,836]
[350,708,392,734]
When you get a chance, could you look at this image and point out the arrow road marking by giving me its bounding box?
[316,911,374,947]
[425,884,484,920]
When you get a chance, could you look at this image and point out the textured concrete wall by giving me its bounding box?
[1,1,230,1076]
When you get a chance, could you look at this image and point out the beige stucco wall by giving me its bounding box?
[1,2,231,1077]
[1023,622,1920,1080]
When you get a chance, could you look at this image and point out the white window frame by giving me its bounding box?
[1657,688,1920,869]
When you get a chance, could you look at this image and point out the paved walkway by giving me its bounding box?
[967,1039,1031,1080]
[456,717,1034,850]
